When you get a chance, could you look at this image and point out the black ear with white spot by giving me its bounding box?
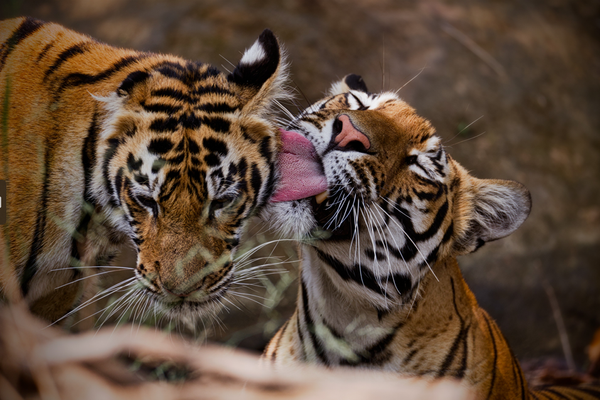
[228,29,289,115]
[328,74,369,96]
[344,74,369,92]
[454,179,531,254]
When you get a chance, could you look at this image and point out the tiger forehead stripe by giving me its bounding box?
[0,17,45,73]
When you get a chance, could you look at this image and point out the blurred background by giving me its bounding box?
[2,0,598,372]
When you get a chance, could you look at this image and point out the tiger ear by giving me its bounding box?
[328,74,369,96]
[228,29,289,116]
[453,177,531,255]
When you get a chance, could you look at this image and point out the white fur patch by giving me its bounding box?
[240,40,266,65]
[328,80,349,96]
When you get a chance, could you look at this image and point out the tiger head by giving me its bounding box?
[265,74,531,305]
[91,30,289,318]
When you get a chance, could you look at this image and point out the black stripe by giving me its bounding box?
[529,392,547,400]
[296,311,307,360]
[414,174,437,187]
[36,41,55,62]
[263,164,277,205]
[82,109,99,202]
[250,162,262,203]
[396,200,449,243]
[149,116,179,133]
[188,138,200,154]
[314,248,390,298]
[44,42,91,81]
[118,70,150,96]
[202,116,231,133]
[509,344,527,400]
[203,137,228,155]
[21,145,51,295]
[148,138,174,155]
[136,195,158,216]
[343,320,404,366]
[0,17,45,73]
[437,277,469,378]
[482,313,498,400]
[442,222,454,243]
[402,348,419,365]
[151,88,193,103]
[102,138,122,206]
[413,183,444,202]
[166,153,185,165]
[142,102,182,114]
[194,85,232,97]
[180,113,202,129]
[196,102,238,113]
[75,107,100,249]
[156,63,187,80]
[115,167,125,201]
[300,277,328,365]
[535,388,569,399]
[57,55,147,95]
[457,323,470,378]
[564,386,600,397]
[70,236,83,270]
[188,167,203,184]
[126,153,142,172]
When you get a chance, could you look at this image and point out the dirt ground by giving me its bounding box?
[2,0,599,371]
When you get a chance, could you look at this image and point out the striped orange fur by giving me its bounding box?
[262,75,600,399]
[0,17,289,326]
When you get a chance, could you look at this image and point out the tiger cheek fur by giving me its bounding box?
[0,17,288,324]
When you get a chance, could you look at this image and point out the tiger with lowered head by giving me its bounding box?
[263,74,600,399]
[0,17,289,325]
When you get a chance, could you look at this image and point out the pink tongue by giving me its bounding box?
[271,129,327,202]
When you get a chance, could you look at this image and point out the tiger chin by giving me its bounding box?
[0,17,290,327]
[262,75,600,399]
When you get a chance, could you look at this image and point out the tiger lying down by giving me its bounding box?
[0,17,288,325]
[263,75,600,399]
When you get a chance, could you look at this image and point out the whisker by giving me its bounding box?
[51,265,134,271]
[395,66,426,94]
[446,131,486,147]
[54,269,124,290]
[443,115,484,146]
[47,277,137,327]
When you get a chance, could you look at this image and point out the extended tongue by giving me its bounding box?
[271,129,328,203]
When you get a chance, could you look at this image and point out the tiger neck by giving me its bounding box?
[299,243,528,398]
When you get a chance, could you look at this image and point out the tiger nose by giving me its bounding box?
[333,114,371,152]
[158,261,205,298]
[162,283,199,298]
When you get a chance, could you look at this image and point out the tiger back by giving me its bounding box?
[0,17,288,325]
[262,74,600,399]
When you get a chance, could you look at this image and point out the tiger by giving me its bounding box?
[0,17,289,325]
[262,74,600,399]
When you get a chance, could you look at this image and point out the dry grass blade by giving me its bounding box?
[441,22,508,79]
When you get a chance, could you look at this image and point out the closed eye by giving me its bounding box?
[209,195,237,218]
[136,195,159,217]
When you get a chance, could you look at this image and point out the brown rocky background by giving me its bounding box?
[2,0,598,372]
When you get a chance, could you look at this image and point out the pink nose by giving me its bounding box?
[334,115,371,150]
